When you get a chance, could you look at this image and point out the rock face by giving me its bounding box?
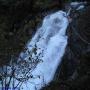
[42,6,90,90]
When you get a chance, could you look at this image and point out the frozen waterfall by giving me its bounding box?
[0,2,86,90]
[0,10,69,90]
[18,11,69,90]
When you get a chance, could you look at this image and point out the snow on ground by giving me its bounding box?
[70,2,86,10]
